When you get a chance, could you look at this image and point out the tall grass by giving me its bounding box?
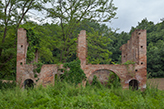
[0,81,164,109]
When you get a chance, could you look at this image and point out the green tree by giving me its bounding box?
[87,28,112,64]
[108,31,131,63]
[76,20,115,64]
[0,0,48,79]
[128,19,164,77]
[45,0,117,63]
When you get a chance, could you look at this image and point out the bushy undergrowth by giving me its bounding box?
[0,81,164,109]
[61,59,86,85]
[0,80,16,89]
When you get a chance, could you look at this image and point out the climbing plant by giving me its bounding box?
[33,61,43,78]
[61,59,86,85]
[20,24,40,63]
[20,23,44,81]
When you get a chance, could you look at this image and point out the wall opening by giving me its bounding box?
[88,69,120,88]
[24,79,34,89]
[129,79,139,90]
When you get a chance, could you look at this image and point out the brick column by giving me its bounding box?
[17,28,27,83]
[77,30,87,69]
[138,30,147,67]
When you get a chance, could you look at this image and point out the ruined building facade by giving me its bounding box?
[17,28,147,90]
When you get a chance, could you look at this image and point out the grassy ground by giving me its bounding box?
[0,81,164,109]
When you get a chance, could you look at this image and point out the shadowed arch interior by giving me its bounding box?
[88,69,120,86]
[129,79,139,90]
[24,79,34,89]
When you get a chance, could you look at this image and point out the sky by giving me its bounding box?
[27,0,164,33]
[109,0,164,33]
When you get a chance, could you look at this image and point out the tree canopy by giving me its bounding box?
[0,0,117,79]
[1,0,164,79]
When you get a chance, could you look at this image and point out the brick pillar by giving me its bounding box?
[17,28,28,83]
[77,30,87,69]
[138,30,147,67]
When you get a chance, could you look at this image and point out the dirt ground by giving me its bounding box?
[147,78,164,90]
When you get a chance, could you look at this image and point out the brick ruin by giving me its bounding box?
[17,28,147,90]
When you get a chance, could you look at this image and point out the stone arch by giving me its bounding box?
[129,79,139,90]
[88,69,120,85]
[24,79,34,89]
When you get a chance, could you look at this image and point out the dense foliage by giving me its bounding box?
[61,59,86,85]
[0,82,163,108]
[107,18,164,77]
[1,1,164,108]
[1,0,164,79]
[130,18,164,77]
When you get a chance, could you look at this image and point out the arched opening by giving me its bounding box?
[24,79,34,89]
[129,79,139,90]
[88,69,120,87]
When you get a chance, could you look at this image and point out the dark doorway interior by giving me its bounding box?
[24,79,34,89]
[129,79,139,90]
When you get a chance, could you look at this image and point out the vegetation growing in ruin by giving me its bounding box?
[0,81,163,108]
[61,59,86,85]
[20,24,41,63]
[122,60,136,77]
[123,60,136,65]
[0,0,164,80]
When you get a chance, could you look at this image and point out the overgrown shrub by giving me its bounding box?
[107,72,121,88]
[0,80,16,89]
[91,75,103,88]
[61,59,86,85]
[0,81,164,108]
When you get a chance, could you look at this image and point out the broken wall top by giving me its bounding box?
[120,29,147,66]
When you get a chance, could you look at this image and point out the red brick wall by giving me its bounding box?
[17,28,147,91]
[17,28,59,87]
[77,30,147,91]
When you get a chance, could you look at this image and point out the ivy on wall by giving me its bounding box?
[20,24,40,63]
[20,24,43,80]
[61,59,86,85]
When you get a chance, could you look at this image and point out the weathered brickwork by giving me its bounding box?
[78,30,147,90]
[17,28,147,90]
[17,28,60,87]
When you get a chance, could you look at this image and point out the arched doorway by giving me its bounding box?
[129,79,139,90]
[88,69,120,87]
[24,79,34,89]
